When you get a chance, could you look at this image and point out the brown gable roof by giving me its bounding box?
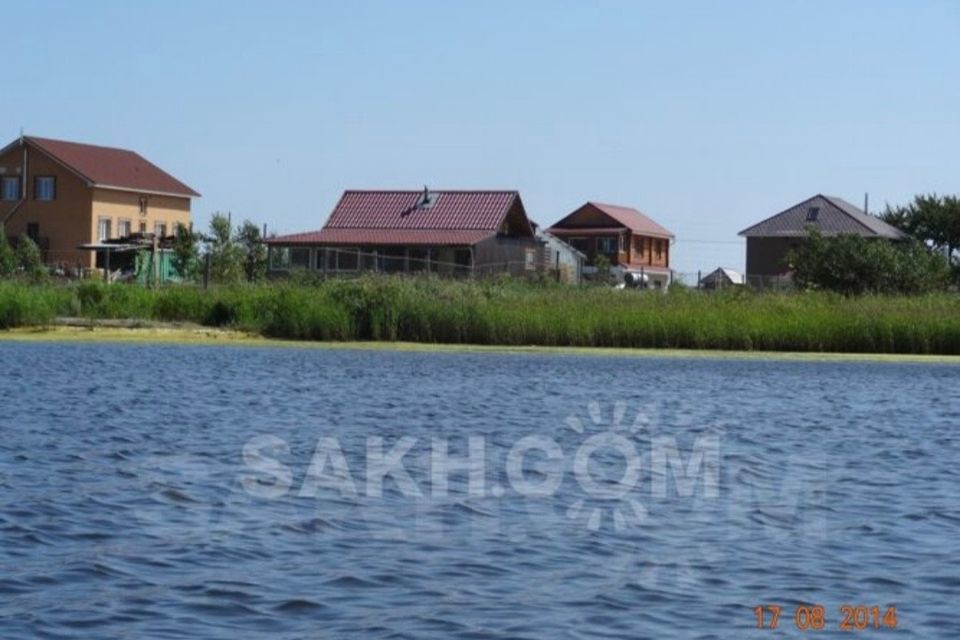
[14,136,200,197]
[548,202,674,239]
[738,194,906,239]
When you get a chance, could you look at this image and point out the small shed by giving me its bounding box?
[536,227,585,284]
[700,267,745,290]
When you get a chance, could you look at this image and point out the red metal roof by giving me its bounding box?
[548,227,632,235]
[586,202,674,238]
[325,190,518,230]
[267,229,496,246]
[17,136,200,197]
[267,190,530,246]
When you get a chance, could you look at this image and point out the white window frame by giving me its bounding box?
[97,217,112,242]
[117,219,132,238]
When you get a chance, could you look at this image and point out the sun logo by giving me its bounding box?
[563,400,652,531]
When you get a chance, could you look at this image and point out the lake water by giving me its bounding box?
[1,342,958,638]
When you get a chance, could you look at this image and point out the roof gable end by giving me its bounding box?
[548,201,674,238]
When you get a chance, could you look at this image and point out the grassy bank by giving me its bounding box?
[2,278,960,354]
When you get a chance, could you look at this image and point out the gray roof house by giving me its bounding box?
[738,194,907,281]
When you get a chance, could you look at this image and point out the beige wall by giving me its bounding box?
[91,188,191,242]
[0,140,193,268]
[0,144,94,266]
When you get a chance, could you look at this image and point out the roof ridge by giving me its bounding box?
[820,194,874,235]
[26,135,137,155]
[341,189,519,194]
[738,194,824,236]
[15,135,200,197]
[825,195,907,239]
[587,200,640,211]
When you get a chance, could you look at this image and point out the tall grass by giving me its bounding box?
[2,277,960,354]
[0,282,71,329]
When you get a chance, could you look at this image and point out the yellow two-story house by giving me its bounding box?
[0,135,199,268]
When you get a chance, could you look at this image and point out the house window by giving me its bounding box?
[525,248,536,271]
[337,247,359,271]
[26,222,40,242]
[359,248,377,271]
[139,221,147,234]
[806,207,820,222]
[290,247,311,268]
[633,236,643,257]
[139,196,148,216]
[408,248,436,272]
[1,176,20,201]
[655,239,663,260]
[597,237,616,254]
[270,247,290,269]
[568,238,589,254]
[380,247,406,273]
[154,221,167,237]
[118,219,132,238]
[98,217,112,241]
[34,176,56,201]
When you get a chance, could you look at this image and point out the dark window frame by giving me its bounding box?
[1,175,21,201]
[596,236,617,254]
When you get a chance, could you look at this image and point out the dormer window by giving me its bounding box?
[806,206,820,222]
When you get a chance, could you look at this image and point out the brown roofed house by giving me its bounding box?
[0,135,200,268]
[265,188,540,276]
[547,202,674,287]
[738,194,907,283]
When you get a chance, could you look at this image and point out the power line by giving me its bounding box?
[673,239,744,245]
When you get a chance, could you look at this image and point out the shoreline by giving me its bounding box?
[3,323,960,364]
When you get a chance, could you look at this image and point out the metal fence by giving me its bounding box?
[672,272,795,291]
[269,246,541,279]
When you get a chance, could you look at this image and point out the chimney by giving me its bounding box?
[864,192,869,216]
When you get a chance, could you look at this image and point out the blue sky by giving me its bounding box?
[3,0,958,275]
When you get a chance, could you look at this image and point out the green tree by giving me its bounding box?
[592,254,612,284]
[0,225,16,277]
[15,234,47,282]
[204,212,244,284]
[172,223,201,281]
[236,220,267,282]
[882,194,960,264]
[789,229,950,295]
